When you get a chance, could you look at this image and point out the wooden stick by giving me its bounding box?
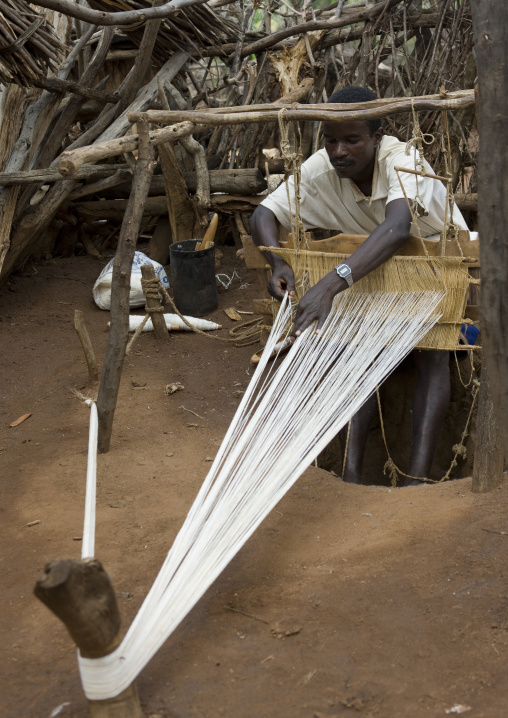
[27,0,208,26]
[96,118,155,454]
[68,168,132,201]
[185,89,474,115]
[197,213,219,250]
[32,76,118,105]
[0,163,130,186]
[34,558,143,718]
[129,95,475,126]
[393,165,451,183]
[74,310,99,382]
[140,264,169,341]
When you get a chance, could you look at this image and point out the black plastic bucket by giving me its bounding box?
[169,239,218,317]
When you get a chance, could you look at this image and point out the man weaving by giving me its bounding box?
[250,86,471,487]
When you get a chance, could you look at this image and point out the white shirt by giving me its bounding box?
[261,135,470,242]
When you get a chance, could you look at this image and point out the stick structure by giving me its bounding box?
[78,289,443,699]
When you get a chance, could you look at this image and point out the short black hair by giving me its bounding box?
[327,86,382,135]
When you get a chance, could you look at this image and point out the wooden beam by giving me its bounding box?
[72,195,263,221]
[129,94,475,127]
[0,164,131,186]
[471,1,508,458]
[472,366,504,493]
[96,119,155,454]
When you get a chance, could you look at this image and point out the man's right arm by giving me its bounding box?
[250,205,296,301]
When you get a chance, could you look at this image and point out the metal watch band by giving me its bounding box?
[335,263,354,287]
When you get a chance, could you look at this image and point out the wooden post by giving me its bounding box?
[140,264,169,341]
[74,310,99,383]
[96,119,155,453]
[34,558,143,718]
[472,366,504,493]
[470,2,508,456]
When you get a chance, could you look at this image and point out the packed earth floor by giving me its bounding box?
[1,247,507,718]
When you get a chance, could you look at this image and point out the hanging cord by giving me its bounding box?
[454,345,476,389]
[125,275,264,353]
[278,107,307,250]
[376,376,480,486]
[440,108,463,257]
[396,100,436,259]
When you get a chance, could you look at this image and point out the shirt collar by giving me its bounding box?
[348,146,388,204]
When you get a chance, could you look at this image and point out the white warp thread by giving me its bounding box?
[79,290,443,699]
[82,402,98,560]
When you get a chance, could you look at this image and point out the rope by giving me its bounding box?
[124,274,263,350]
[278,107,307,250]
[376,374,480,486]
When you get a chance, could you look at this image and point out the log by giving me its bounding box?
[470,1,508,456]
[140,264,169,341]
[108,168,267,198]
[147,215,171,265]
[72,194,263,221]
[32,76,118,105]
[69,169,132,201]
[0,163,131,186]
[472,366,504,493]
[454,193,478,212]
[74,310,99,382]
[28,0,209,26]
[96,119,155,454]
[130,94,475,127]
[34,558,143,718]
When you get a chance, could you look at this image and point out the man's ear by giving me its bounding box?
[373,128,384,147]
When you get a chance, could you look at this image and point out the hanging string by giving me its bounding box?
[376,374,480,486]
[278,107,307,250]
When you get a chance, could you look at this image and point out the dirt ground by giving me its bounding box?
[1,247,507,718]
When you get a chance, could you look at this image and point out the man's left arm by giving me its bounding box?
[291,198,412,337]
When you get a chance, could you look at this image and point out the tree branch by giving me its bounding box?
[31,0,208,26]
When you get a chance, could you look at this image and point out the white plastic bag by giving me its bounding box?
[93,251,170,310]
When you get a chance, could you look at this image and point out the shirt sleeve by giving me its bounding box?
[260,175,295,231]
[260,151,336,231]
[385,145,442,218]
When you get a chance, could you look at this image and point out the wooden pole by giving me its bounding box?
[34,558,143,718]
[472,366,504,493]
[74,310,99,382]
[96,118,155,453]
[470,2,508,458]
[140,264,169,341]
[128,94,475,127]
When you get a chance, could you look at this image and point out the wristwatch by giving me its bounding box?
[335,263,354,287]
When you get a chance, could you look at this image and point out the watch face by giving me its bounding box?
[338,265,350,277]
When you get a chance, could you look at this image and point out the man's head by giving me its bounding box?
[323,86,383,182]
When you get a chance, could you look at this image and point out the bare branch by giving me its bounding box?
[31,0,208,26]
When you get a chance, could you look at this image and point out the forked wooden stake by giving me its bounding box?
[34,558,143,718]
[74,309,99,382]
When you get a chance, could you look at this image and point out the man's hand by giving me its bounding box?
[291,273,343,338]
[268,261,296,301]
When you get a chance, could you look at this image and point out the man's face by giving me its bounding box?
[323,120,383,181]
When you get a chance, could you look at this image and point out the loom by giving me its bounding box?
[64,289,443,704]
